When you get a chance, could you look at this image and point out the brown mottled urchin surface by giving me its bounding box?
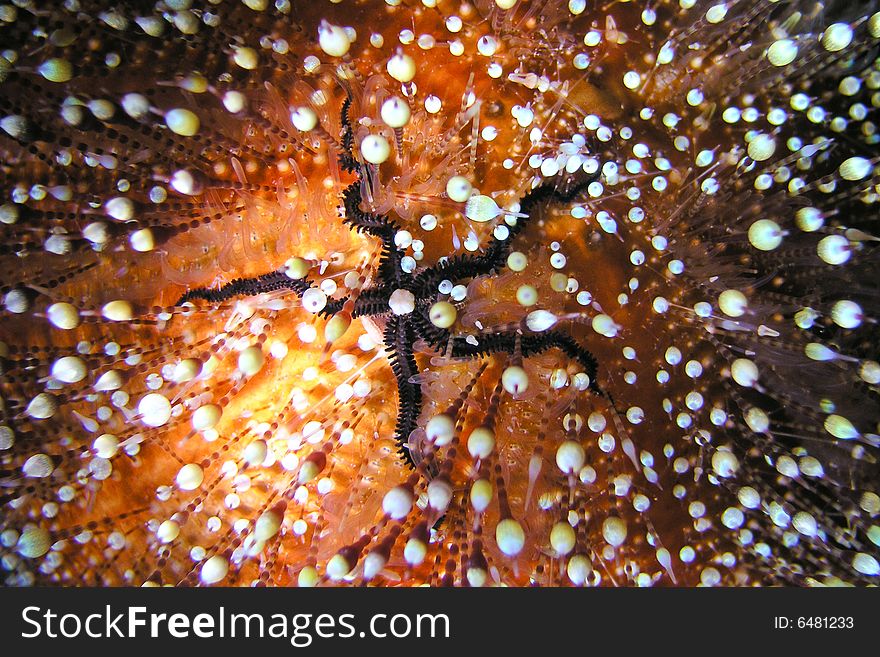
[0,0,879,587]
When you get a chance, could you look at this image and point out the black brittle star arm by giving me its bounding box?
[383,314,423,468]
[406,171,614,400]
[449,329,602,395]
[410,171,599,296]
[334,87,409,287]
[341,181,406,287]
[416,313,617,409]
[406,288,611,400]
[176,103,404,312]
[175,270,346,317]
[337,94,361,175]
